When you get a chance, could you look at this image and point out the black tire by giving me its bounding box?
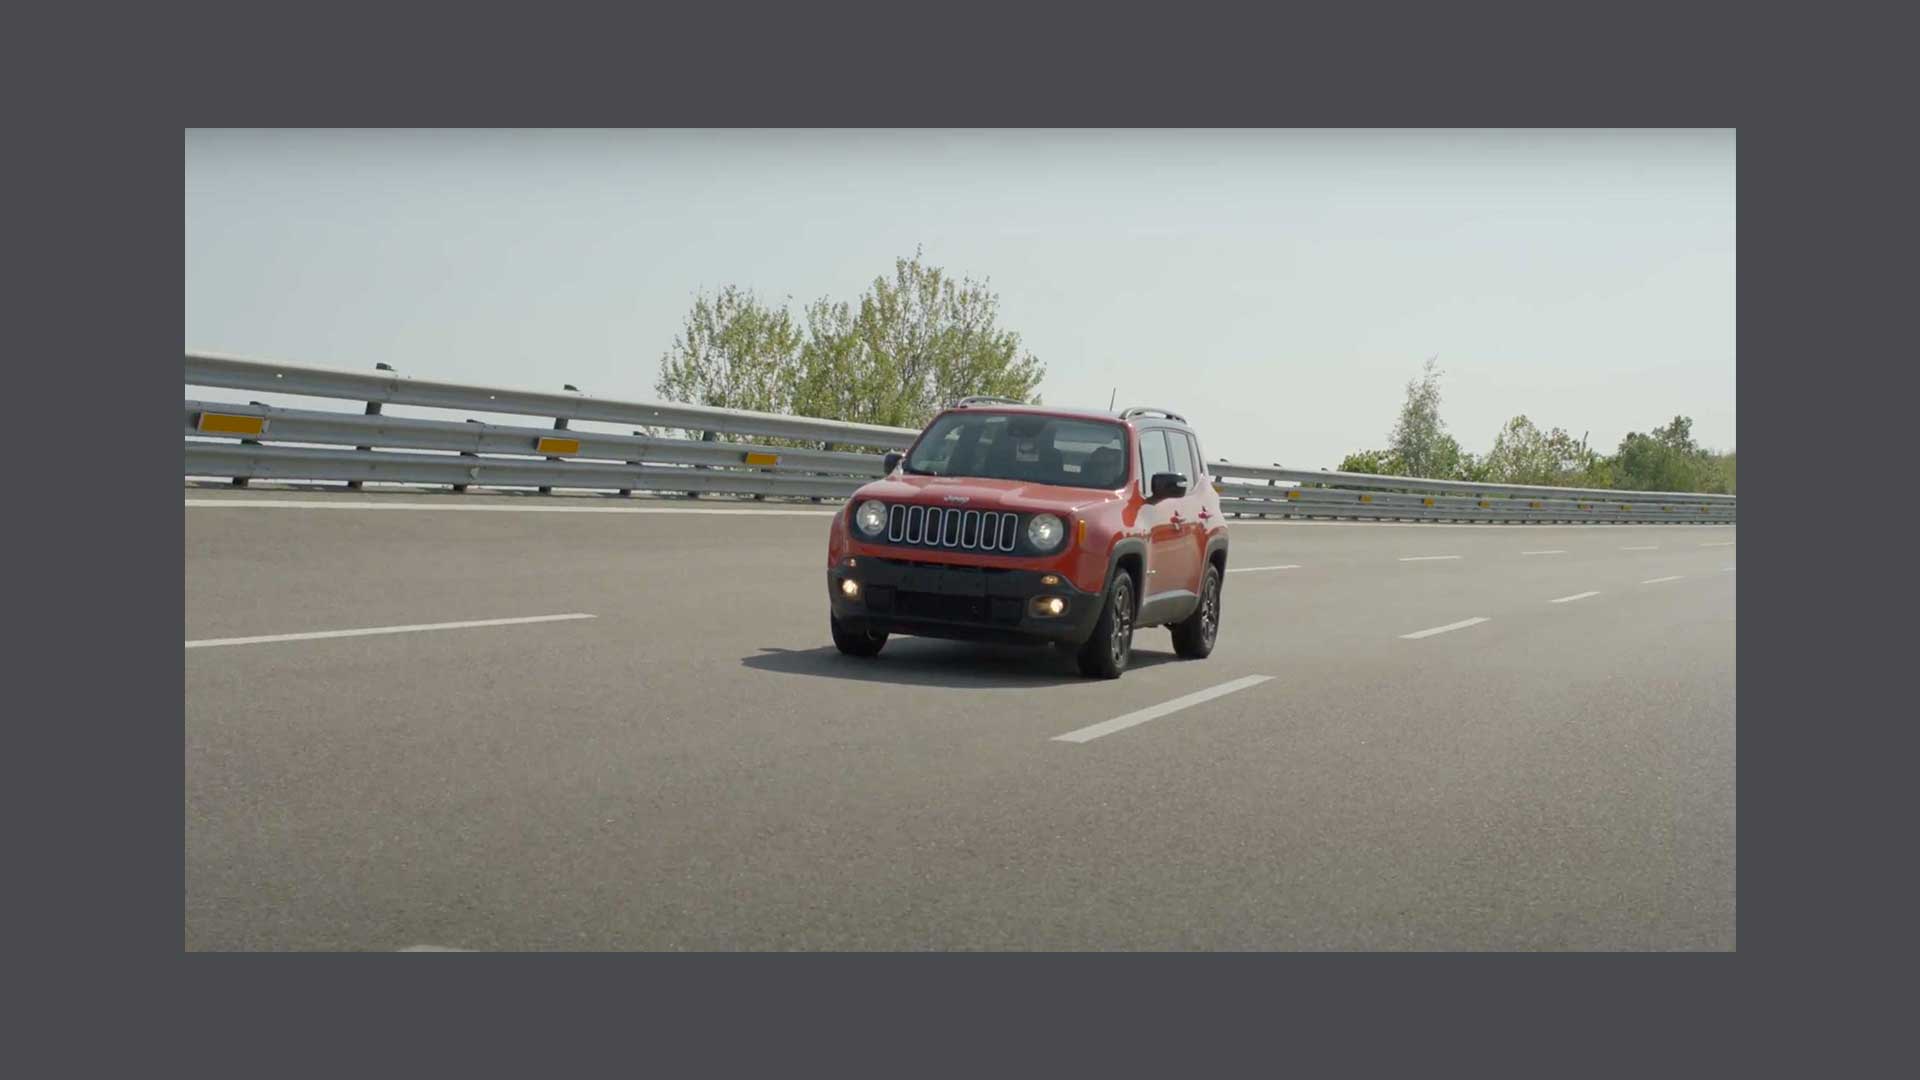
[1076,569,1136,679]
[1170,563,1222,659]
[830,613,887,657]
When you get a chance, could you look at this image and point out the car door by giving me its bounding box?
[1167,430,1213,587]
[1137,428,1200,613]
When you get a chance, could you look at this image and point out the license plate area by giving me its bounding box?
[900,565,988,598]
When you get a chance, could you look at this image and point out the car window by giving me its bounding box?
[1170,431,1201,486]
[904,412,1129,490]
[1139,429,1173,493]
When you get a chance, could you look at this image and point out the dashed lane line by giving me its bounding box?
[1051,675,1275,744]
[186,613,597,649]
[1399,617,1491,640]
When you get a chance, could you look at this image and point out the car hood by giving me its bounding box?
[855,474,1123,515]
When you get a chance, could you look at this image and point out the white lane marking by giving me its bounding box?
[186,613,596,649]
[400,945,475,952]
[1399,616,1490,639]
[1620,545,1659,551]
[1721,566,1735,572]
[186,499,836,517]
[1399,555,1462,562]
[1225,564,1301,574]
[1700,541,1735,547]
[1051,675,1274,744]
[1641,575,1684,585]
[1522,550,1567,555]
[1550,591,1601,604]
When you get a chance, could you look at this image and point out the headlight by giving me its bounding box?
[1028,513,1066,550]
[855,500,888,536]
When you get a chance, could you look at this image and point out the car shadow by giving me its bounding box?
[742,638,1182,689]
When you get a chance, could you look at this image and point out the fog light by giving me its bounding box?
[840,578,860,598]
[1031,595,1067,617]
[1040,574,1060,586]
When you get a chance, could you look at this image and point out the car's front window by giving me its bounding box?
[904,412,1130,490]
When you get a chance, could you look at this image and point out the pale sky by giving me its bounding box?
[185,129,1735,467]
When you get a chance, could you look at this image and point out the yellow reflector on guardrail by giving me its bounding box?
[1530,501,1543,509]
[1422,498,1435,507]
[743,451,780,466]
[1359,494,1373,503]
[197,412,265,436]
[1285,490,1300,500]
[536,436,581,455]
[1478,500,1490,509]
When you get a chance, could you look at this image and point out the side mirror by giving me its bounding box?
[1150,472,1189,500]
[881,451,904,474]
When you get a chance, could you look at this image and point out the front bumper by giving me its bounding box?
[828,556,1102,646]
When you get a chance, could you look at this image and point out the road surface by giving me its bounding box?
[185,487,1735,950]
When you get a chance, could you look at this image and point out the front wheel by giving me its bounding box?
[1170,564,1222,659]
[1076,569,1136,679]
[830,613,887,657]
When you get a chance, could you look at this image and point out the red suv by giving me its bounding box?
[827,399,1228,678]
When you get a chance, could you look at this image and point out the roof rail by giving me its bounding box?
[1119,406,1188,423]
[953,395,1028,408]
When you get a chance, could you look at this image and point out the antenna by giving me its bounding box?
[1108,387,1117,410]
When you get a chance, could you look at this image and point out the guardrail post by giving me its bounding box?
[347,363,395,491]
[227,400,266,487]
[539,415,568,495]
[810,443,838,503]
[453,419,480,493]
[539,384,581,496]
[620,430,643,498]
[688,430,718,499]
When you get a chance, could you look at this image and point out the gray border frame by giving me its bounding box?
[26,0,1903,1069]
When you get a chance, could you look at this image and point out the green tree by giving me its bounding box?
[1388,358,1462,480]
[1483,415,1594,486]
[1456,448,1491,483]
[654,250,1045,442]
[791,247,1043,429]
[1338,449,1405,476]
[653,285,801,416]
[1611,415,1711,492]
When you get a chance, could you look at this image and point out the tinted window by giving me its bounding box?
[905,412,1129,489]
[1139,429,1173,492]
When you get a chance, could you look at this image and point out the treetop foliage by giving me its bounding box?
[1342,362,1732,494]
[653,248,1044,447]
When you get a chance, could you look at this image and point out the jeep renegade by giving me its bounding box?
[826,399,1228,678]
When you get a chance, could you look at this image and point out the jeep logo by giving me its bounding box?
[943,495,971,504]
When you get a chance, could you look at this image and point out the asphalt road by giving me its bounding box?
[185,487,1735,950]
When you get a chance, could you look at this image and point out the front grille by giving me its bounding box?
[885,504,1020,553]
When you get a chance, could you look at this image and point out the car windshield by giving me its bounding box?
[904,412,1131,489]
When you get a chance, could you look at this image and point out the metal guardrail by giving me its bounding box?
[184,352,1734,524]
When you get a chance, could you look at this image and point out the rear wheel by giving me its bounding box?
[1076,570,1136,679]
[830,613,887,657]
[1170,563,1222,659]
